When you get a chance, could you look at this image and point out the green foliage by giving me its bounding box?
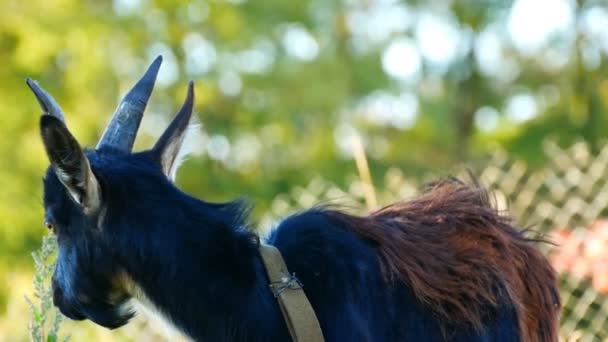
[2,0,608,339]
[25,234,67,342]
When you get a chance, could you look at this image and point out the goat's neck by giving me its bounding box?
[116,205,260,340]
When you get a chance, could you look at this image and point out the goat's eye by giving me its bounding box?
[44,220,55,232]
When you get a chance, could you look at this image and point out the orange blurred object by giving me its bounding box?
[550,219,608,294]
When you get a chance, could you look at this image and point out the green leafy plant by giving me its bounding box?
[25,234,67,342]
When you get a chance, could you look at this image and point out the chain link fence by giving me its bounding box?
[480,141,608,340]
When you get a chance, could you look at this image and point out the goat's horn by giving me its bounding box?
[96,55,163,152]
[25,78,66,123]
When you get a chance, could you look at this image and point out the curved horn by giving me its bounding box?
[96,55,163,152]
[25,78,66,122]
[153,81,195,179]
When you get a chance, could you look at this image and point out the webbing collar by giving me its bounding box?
[259,244,325,342]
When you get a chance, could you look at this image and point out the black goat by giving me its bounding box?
[29,57,560,341]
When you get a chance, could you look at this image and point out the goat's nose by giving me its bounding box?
[52,280,63,305]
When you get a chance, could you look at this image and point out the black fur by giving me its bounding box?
[43,148,521,341]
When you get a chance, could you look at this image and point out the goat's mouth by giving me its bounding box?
[56,298,133,330]
[82,301,134,330]
[87,311,132,330]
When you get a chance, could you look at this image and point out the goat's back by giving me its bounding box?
[268,180,560,341]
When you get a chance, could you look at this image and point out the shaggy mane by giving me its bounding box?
[326,178,560,341]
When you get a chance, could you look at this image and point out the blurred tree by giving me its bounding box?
[2,1,608,335]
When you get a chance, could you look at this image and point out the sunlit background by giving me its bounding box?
[2,0,608,340]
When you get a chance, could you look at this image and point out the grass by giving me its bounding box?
[25,233,67,342]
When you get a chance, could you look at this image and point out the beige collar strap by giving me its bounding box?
[259,244,325,342]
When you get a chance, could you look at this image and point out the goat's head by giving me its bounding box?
[28,56,194,329]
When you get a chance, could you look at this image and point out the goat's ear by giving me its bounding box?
[151,81,194,180]
[40,115,101,214]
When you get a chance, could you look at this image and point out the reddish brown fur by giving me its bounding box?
[326,179,560,342]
